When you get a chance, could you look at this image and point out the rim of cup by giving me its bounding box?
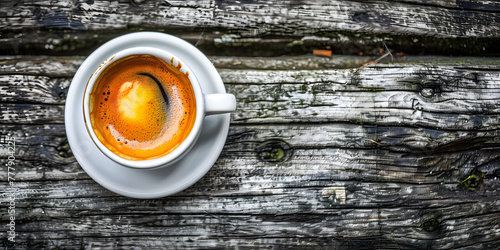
[83,47,205,169]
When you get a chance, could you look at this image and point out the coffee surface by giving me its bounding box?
[89,55,196,160]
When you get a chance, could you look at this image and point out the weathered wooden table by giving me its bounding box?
[1,1,500,249]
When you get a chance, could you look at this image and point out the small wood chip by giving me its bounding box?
[313,49,332,57]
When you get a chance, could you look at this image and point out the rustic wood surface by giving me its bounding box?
[1,0,500,249]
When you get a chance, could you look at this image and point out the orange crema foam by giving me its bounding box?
[89,55,196,160]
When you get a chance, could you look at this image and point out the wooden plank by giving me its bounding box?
[1,175,499,210]
[224,65,500,128]
[0,183,498,248]
[2,123,499,190]
[2,57,500,129]
[1,0,498,38]
[1,1,499,57]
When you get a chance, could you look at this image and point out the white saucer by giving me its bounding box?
[65,32,230,199]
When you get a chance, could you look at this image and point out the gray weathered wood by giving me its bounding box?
[1,0,498,37]
[1,1,499,57]
[1,55,499,248]
[1,0,499,247]
[3,56,500,130]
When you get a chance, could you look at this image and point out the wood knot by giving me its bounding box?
[321,187,347,206]
[462,170,484,191]
[52,79,68,100]
[421,218,441,232]
[419,87,435,98]
[256,139,293,162]
[416,81,442,98]
[56,140,73,158]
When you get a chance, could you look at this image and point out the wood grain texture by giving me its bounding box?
[3,56,500,129]
[0,1,499,57]
[1,0,499,37]
[1,0,499,248]
[1,55,499,249]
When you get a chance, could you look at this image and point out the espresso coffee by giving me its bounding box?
[89,54,197,160]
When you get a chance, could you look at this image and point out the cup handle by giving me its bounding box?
[205,93,236,115]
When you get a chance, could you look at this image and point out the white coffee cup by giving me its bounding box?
[82,46,236,169]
